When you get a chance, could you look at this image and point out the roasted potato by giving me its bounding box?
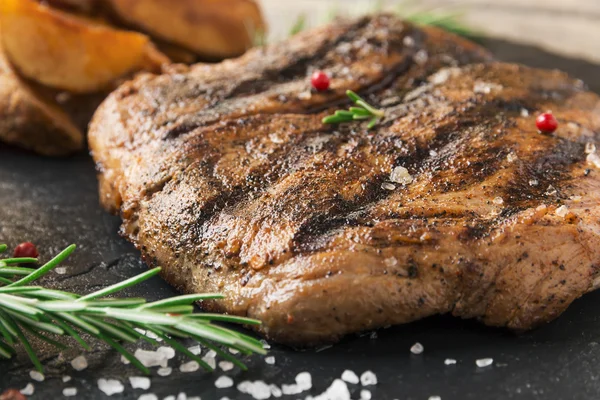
[0,0,168,93]
[0,42,83,156]
[108,0,266,58]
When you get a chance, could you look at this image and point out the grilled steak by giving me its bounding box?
[89,15,600,345]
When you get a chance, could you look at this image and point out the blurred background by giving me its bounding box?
[259,0,600,64]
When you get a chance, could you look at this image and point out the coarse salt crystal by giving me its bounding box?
[361,389,372,400]
[229,348,240,355]
[444,359,457,365]
[261,340,271,349]
[585,143,597,154]
[202,351,217,369]
[555,205,569,217]
[474,81,502,94]
[157,367,172,377]
[476,358,494,368]
[265,356,276,365]
[157,346,175,359]
[164,397,175,400]
[381,182,396,191]
[429,149,439,157]
[281,384,302,395]
[296,372,312,391]
[180,361,200,373]
[414,50,429,65]
[176,394,187,400]
[98,378,125,396]
[135,349,168,368]
[129,376,151,390]
[341,370,360,384]
[403,36,415,47]
[493,197,504,205]
[587,152,600,168]
[430,69,451,85]
[63,387,77,397]
[62,375,71,383]
[138,395,159,400]
[215,376,234,389]
[310,379,351,400]
[429,396,442,400]
[507,152,517,162]
[570,195,582,202]
[121,354,131,365]
[219,361,235,371]
[29,370,44,382]
[20,383,34,396]
[521,108,530,117]
[71,355,88,371]
[188,345,201,355]
[546,185,558,196]
[390,166,413,185]
[410,342,424,355]
[269,133,284,144]
[55,267,67,274]
[270,384,283,398]
[360,371,378,386]
[529,179,539,186]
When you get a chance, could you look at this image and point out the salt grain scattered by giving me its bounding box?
[410,342,424,355]
[135,349,168,368]
[261,339,272,349]
[570,195,582,202]
[176,394,187,400]
[98,378,125,396]
[390,166,413,185]
[229,348,240,355]
[180,361,200,373]
[308,379,351,400]
[164,396,175,400]
[55,267,67,274]
[138,395,158,400]
[555,205,569,218]
[414,50,429,66]
[62,375,72,383]
[493,197,504,205]
[281,383,302,395]
[157,346,175,359]
[587,152,600,168]
[361,389,372,400]
[296,372,312,391]
[20,383,34,396]
[238,381,272,399]
[521,108,530,117]
[71,355,88,371]
[270,384,283,398]
[381,182,396,191]
[430,149,439,157]
[129,376,151,390]
[360,371,378,386]
[474,81,502,94]
[29,370,44,382]
[507,152,518,162]
[585,143,597,154]
[529,179,539,186]
[265,356,276,365]
[202,350,217,369]
[341,370,360,384]
[215,376,234,389]
[476,358,494,368]
[188,345,201,355]
[430,69,451,85]
[63,387,77,397]
[121,354,131,365]
[403,36,415,47]
[219,361,235,371]
[546,185,558,196]
[157,367,172,377]
[444,359,457,365]
[429,396,442,400]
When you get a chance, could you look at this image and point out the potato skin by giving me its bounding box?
[108,0,266,58]
[0,47,83,156]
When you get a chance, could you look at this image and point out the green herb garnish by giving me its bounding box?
[0,244,265,374]
[323,90,385,130]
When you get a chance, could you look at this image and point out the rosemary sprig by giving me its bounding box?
[0,245,266,374]
[323,90,385,129]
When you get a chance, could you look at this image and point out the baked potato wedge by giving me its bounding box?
[0,0,168,93]
[0,43,83,156]
[108,0,266,58]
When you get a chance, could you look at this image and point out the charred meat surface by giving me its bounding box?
[89,15,600,345]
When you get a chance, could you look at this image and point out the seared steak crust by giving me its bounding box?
[89,15,600,345]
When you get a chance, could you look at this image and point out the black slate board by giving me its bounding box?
[1,40,599,400]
